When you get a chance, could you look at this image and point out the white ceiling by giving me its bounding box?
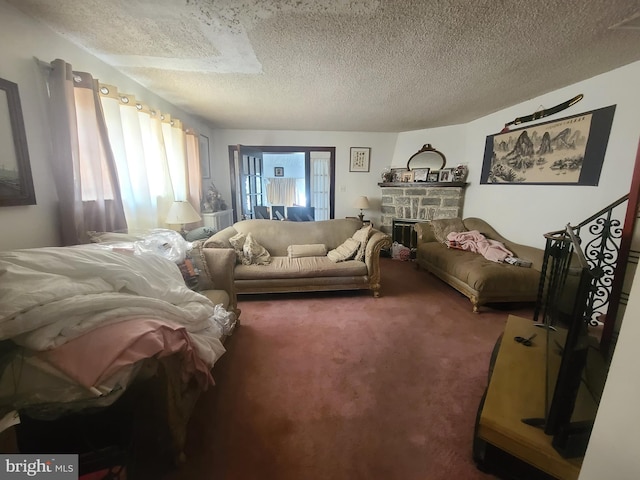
[9,0,640,132]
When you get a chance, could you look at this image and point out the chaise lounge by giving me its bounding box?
[414,217,545,312]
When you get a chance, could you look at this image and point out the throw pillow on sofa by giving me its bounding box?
[229,232,251,265]
[351,224,373,262]
[327,238,360,262]
[287,244,327,258]
[243,233,271,265]
[187,240,215,290]
[185,226,215,242]
[431,218,467,244]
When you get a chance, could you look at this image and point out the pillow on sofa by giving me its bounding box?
[431,218,466,243]
[327,238,360,263]
[243,233,271,265]
[287,244,327,258]
[187,240,215,290]
[229,232,250,265]
[351,224,373,262]
[185,226,215,242]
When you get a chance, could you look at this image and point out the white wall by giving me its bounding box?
[210,130,398,224]
[0,0,214,250]
[263,153,306,179]
[580,262,640,479]
[393,61,640,248]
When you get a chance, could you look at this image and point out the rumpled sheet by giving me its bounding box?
[0,245,232,411]
[445,230,513,263]
[0,245,226,365]
[39,318,215,390]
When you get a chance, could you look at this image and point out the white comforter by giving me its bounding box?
[0,245,226,367]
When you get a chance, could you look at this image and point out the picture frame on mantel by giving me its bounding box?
[413,167,430,182]
[0,77,36,206]
[349,147,371,172]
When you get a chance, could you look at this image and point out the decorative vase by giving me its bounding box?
[381,166,394,183]
[453,164,468,182]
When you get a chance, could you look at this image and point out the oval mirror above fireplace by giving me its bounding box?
[406,143,446,171]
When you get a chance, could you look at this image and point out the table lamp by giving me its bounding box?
[166,201,202,237]
[354,196,370,222]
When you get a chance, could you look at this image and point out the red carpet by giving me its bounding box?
[163,258,535,480]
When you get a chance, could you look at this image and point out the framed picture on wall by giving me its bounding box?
[274,166,284,177]
[480,105,616,185]
[349,147,371,172]
[0,77,36,206]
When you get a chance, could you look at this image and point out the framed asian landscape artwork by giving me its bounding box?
[480,105,616,185]
[0,77,36,206]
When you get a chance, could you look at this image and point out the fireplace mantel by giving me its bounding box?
[377,181,467,188]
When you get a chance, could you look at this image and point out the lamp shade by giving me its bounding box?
[354,196,370,210]
[166,201,202,225]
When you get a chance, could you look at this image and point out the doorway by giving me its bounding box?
[229,145,335,221]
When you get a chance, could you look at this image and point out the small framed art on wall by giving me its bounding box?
[350,147,371,172]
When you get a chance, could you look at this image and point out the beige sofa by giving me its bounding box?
[414,218,544,312]
[204,218,392,297]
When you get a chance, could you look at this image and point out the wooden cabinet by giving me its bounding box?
[202,210,234,232]
[474,315,584,480]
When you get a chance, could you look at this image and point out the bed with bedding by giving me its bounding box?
[0,239,237,468]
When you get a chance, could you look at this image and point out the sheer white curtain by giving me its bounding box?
[44,59,127,245]
[310,153,331,220]
[43,58,203,236]
[266,178,297,206]
[99,87,175,231]
[99,89,202,231]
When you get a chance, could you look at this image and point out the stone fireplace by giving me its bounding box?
[378,182,467,235]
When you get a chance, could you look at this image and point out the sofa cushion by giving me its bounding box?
[188,240,215,290]
[204,226,238,248]
[287,244,327,258]
[199,288,230,309]
[230,218,362,256]
[234,256,367,280]
[185,226,216,242]
[431,218,466,243]
[243,233,271,265]
[351,224,373,261]
[327,238,360,262]
[229,232,250,265]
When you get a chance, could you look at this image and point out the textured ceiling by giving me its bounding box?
[9,0,640,132]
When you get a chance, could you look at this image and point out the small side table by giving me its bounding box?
[202,210,234,231]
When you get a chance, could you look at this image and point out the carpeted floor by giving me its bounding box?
[163,257,536,480]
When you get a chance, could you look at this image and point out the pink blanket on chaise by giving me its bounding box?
[446,230,513,263]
